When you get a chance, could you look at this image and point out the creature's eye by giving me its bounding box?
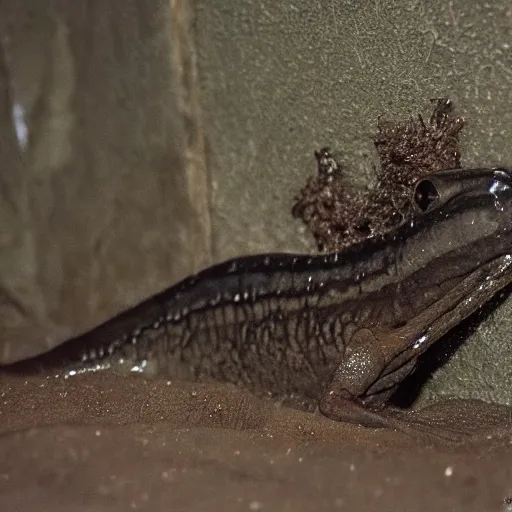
[488,169,512,196]
[413,178,439,212]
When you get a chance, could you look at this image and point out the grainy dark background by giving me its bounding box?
[1,0,512,404]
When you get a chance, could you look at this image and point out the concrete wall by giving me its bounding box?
[195,1,512,259]
[0,0,210,362]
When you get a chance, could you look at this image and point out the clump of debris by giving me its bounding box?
[292,99,466,252]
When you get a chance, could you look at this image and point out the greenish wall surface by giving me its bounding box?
[194,0,512,405]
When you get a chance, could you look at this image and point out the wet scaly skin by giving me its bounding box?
[4,168,512,428]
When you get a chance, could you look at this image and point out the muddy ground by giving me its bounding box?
[1,372,511,511]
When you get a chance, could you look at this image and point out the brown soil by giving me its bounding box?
[1,372,511,511]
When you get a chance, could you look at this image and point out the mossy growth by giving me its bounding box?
[292,99,465,252]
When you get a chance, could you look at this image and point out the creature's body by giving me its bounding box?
[5,168,512,427]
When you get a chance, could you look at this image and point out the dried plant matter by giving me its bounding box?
[292,99,465,252]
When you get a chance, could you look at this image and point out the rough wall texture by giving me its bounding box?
[0,0,211,363]
[193,0,512,405]
[195,0,512,260]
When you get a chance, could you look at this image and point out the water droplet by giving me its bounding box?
[130,360,147,373]
[488,173,511,211]
[413,334,428,350]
